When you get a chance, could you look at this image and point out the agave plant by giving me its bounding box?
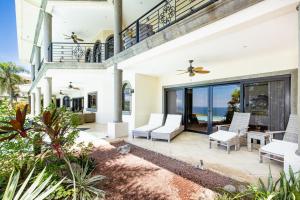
[2,167,64,200]
[64,161,105,200]
[0,105,29,142]
[244,166,300,200]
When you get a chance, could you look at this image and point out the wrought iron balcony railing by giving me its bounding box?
[48,42,106,63]
[120,0,218,50]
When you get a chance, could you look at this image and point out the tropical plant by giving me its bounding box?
[0,62,29,104]
[2,167,64,200]
[247,166,300,200]
[217,166,300,200]
[64,161,105,200]
[0,105,30,141]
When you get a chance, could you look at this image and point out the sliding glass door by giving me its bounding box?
[164,75,290,134]
[186,87,210,133]
[166,89,184,115]
[185,84,240,133]
[212,84,240,132]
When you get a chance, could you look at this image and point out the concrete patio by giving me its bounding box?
[77,123,282,184]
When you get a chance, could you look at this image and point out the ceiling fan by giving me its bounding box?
[64,32,84,43]
[177,60,210,77]
[68,82,80,90]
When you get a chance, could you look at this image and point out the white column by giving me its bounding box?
[31,65,35,81]
[108,0,128,139]
[35,87,41,116]
[43,12,52,62]
[113,0,123,123]
[44,77,52,109]
[296,4,300,156]
[34,46,41,77]
[30,93,35,116]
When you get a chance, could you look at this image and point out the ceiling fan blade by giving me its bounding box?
[194,70,210,74]
[73,87,80,90]
[193,67,204,71]
[77,38,84,42]
[176,69,187,72]
[177,71,188,75]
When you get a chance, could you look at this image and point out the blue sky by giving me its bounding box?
[0,1,25,67]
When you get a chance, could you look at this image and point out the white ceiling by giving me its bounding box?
[49,0,161,43]
[50,1,113,42]
[118,1,299,77]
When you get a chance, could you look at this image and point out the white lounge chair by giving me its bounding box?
[209,112,251,154]
[132,113,164,139]
[259,115,299,163]
[151,114,184,142]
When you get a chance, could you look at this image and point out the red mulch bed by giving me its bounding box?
[110,141,244,190]
[91,140,244,200]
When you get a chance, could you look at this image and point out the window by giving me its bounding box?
[122,83,132,114]
[56,99,61,108]
[63,96,70,108]
[72,97,84,112]
[105,35,114,59]
[87,92,97,112]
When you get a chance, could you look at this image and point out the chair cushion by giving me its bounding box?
[134,124,161,132]
[283,115,299,143]
[152,126,179,134]
[148,113,164,127]
[209,130,238,142]
[165,114,182,128]
[260,140,298,157]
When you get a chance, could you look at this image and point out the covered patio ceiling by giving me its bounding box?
[35,68,109,96]
[118,1,298,81]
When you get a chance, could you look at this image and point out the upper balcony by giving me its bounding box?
[48,42,110,63]
[120,0,218,50]
[45,0,221,64]
[35,0,264,68]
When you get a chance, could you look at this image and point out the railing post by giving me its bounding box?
[136,20,140,44]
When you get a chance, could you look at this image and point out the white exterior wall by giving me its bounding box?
[122,72,161,131]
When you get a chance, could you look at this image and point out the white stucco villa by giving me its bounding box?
[15,0,300,182]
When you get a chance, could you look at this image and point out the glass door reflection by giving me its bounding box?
[212,84,240,132]
[186,87,209,133]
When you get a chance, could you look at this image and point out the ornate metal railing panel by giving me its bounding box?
[120,0,218,50]
[49,42,106,63]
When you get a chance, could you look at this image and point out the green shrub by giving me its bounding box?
[216,166,300,200]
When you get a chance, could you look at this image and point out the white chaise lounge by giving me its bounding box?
[259,115,299,163]
[151,114,184,142]
[132,113,164,139]
[209,112,251,154]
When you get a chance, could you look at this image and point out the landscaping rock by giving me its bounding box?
[117,144,131,155]
[237,185,247,193]
[223,184,236,193]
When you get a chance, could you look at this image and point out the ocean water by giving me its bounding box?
[193,107,228,116]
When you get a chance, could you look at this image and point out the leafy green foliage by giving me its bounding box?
[217,166,300,200]
[2,167,64,200]
[0,101,106,200]
[249,166,300,200]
